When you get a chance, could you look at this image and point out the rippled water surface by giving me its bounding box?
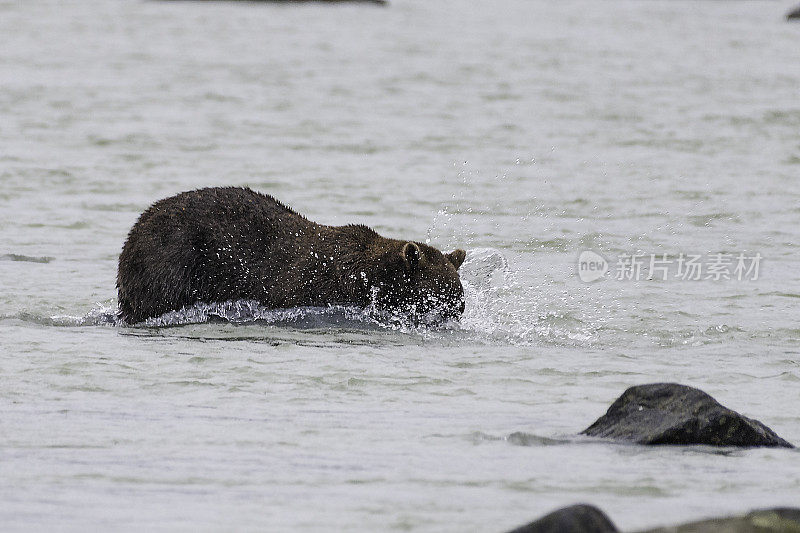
[2,0,800,531]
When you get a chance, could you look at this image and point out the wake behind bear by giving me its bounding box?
[117,187,467,325]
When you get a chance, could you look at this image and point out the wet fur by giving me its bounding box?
[117,187,466,324]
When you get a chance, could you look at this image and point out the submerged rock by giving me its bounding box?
[159,0,388,4]
[789,5,800,20]
[581,383,793,448]
[636,507,800,533]
[506,504,619,533]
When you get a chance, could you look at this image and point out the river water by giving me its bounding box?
[2,0,800,531]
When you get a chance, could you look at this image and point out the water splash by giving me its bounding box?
[456,248,599,346]
[9,303,120,327]
[138,301,384,329]
[4,247,600,346]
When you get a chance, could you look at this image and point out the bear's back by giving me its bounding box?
[118,187,314,323]
[147,186,302,226]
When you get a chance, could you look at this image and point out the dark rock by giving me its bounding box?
[506,504,619,533]
[506,506,800,533]
[635,507,800,533]
[788,5,800,19]
[158,0,388,5]
[581,383,793,448]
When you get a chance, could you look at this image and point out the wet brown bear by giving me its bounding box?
[117,187,467,325]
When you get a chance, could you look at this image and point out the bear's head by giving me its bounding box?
[370,242,467,324]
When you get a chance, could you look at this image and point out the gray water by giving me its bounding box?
[2,0,800,531]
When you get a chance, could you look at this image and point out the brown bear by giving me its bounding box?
[117,187,467,325]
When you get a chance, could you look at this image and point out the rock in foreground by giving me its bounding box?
[788,5,800,19]
[636,507,800,533]
[505,507,800,533]
[506,504,619,533]
[581,383,793,448]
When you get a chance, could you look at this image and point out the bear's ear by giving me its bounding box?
[402,242,421,271]
[446,249,466,270]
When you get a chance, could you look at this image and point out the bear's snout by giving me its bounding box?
[427,282,465,323]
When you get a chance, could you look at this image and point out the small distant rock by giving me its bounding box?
[581,383,793,448]
[160,0,388,4]
[788,5,800,20]
[0,253,54,263]
[506,504,619,533]
[635,507,800,533]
